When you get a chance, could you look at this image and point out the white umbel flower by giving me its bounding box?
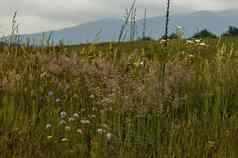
[97,129,104,134]
[61,138,68,142]
[76,129,83,134]
[48,91,53,96]
[199,42,206,46]
[80,119,90,124]
[73,113,79,118]
[56,98,61,103]
[106,133,112,141]
[68,117,75,122]
[59,120,66,125]
[195,39,201,43]
[46,123,52,129]
[65,126,71,131]
[186,40,194,44]
[60,111,67,118]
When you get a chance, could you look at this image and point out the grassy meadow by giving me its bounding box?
[1,38,238,158]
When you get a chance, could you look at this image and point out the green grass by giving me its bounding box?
[1,38,238,158]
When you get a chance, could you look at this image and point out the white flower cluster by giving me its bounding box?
[186,39,207,46]
[45,108,114,144]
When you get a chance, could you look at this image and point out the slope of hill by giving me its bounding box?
[3,10,238,45]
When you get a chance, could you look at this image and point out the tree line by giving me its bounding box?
[182,26,238,39]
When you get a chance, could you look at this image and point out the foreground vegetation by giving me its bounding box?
[1,38,238,158]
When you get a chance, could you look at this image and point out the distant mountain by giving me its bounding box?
[3,10,238,45]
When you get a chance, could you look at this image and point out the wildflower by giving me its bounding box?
[97,129,103,134]
[134,60,143,67]
[160,39,167,44]
[15,74,21,81]
[48,91,53,96]
[186,40,194,44]
[61,138,68,142]
[80,119,90,124]
[65,126,71,131]
[199,42,206,46]
[47,135,53,140]
[59,120,66,125]
[68,117,75,122]
[40,72,47,78]
[91,115,96,119]
[195,39,201,43]
[102,124,108,129]
[46,123,52,129]
[73,113,79,118]
[56,98,61,103]
[106,133,112,141]
[76,129,83,134]
[60,111,67,119]
[89,94,95,99]
[208,141,216,148]
[140,61,144,66]
[189,54,195,58]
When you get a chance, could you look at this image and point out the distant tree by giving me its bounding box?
[168,33,177,39]
[222,26,238,37]
[161,33,178,40]
[137,36,154,41]
[191,29,217,39]
[142,36,154,41]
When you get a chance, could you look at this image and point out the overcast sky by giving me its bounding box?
[0,0,237,36]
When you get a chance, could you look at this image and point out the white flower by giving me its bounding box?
[73,113,79,118]
[186,40,194,44]
[47,135,53,139]
[102,124,108,129]
[89,94,95,99]
[76,129,83,134]
[160,39,167,44]
[56,98,61,103]
[61,138,68,142]
[48,91,53,96]
[91,115,96,119]
[60,111,67,118]
[199,42,206,46]
[195,39,201,43]
[97,129,103,134]
[140,61,144,66]
[189,54,195,58]
[80,119,90,124]
[59,120,66,125]
[106,133,112,141]
[46,124,52,129]
[68,117,75,122]
[65,126,71,131]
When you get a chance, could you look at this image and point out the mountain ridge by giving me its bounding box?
[3,10,238,45]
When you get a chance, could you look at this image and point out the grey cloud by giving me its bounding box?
[0,0,238,35]
[0,0,187,23]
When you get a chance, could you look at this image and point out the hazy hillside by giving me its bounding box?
[5,10,238,45]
